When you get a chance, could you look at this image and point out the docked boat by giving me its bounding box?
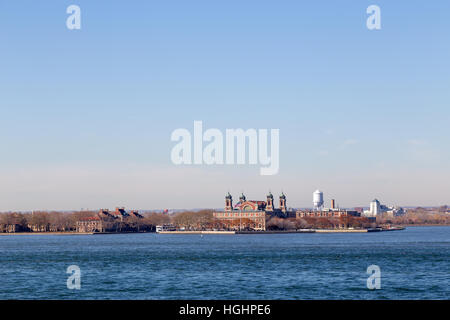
[155,224,176,233]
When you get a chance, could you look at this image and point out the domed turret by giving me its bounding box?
[266,191,274,211]
[225,192,233,211]
[279,192,287,212]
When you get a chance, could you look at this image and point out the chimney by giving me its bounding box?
[331,199,336,209]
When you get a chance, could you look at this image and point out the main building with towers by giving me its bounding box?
[213,192,293,231]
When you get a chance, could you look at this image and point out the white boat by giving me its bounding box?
[155,224,176,233]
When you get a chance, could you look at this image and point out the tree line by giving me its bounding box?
[1,207,447,233]
[0,211,171,233]
[376,207,450,226]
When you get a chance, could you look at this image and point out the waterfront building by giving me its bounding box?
[363,199,405,217]
[0,223,22,233]
[295,195,361,219]
[76,207,143,233]
[76,216,104,233]
[110,207,129,220]
[213,192,294,231]
[364,199,381,217]
[27,223,49,232]
[295,209,360,218]
[98,207,143,220]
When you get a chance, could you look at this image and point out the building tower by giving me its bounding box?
[239,193,246,203]
[279,192,287,212]
[369,199,381,216]
[225,192,233,211]
[266,192,274,211]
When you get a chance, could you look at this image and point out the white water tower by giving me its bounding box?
[313,190,324,210]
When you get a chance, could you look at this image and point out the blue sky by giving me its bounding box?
[0,1,449,210]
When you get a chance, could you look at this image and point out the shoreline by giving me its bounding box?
[5,225,450,236]
[0,231,152,236]
[0,232,95,236]
[157,227,407,235]
[397,224,450,227]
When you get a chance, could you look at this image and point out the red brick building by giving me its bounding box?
[76,207,143,233]
[213,192,293,231]
[98,207,143,220]
[76,217,104,233]
[295,209,360,218]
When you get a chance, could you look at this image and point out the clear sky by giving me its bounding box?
[1,1,449,210]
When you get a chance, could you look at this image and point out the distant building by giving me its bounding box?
[0,224,22,233]
[295,209,360,218]
[385,206,405,217]
[213,192,294,231]
[76,217,104,233]
[364,199,382,217]
[98,207,143,220]
[27,224,49,232]
[363,199,405,217]
[129,210,144,218]
[111,207,128,220]
[76,207,143,233]
[296,194,361,219]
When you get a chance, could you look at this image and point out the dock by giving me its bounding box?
[157,231,236,234]
[158,227,405,234]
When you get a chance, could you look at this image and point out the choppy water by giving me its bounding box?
[0,226,448,299]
